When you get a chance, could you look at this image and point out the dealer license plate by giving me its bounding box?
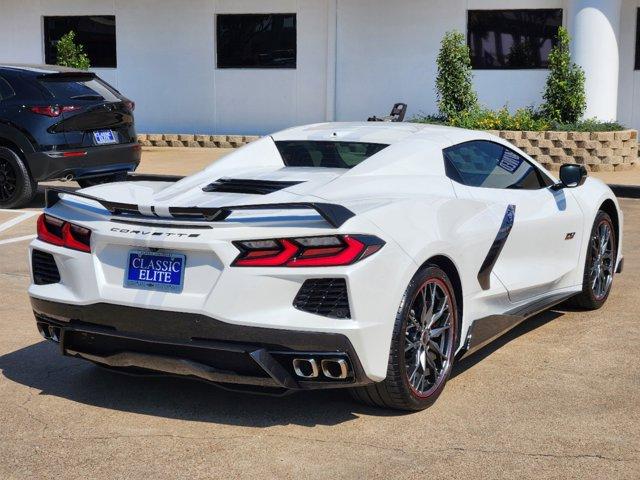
[93,129,118,145]
[124,250,186,293]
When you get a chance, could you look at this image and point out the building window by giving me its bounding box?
[44,16,117,68]
[216,14,296,69]
[467,9,562,69]
[635,9,640,69]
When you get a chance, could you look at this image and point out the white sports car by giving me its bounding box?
[28,122,623,411]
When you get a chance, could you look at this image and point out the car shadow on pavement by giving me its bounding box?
[0,309,565,426]
[24,184,79,209]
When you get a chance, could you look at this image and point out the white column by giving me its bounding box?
[567,0,622,121]
[325,0,338,121]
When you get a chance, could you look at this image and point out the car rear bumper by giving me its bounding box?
[27,142,141,182]
[30,297,373,393]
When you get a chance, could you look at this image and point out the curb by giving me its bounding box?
[609,184,640,199]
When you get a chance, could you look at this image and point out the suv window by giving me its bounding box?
[443,140,548,190]
[0,76,15,100]
[275,141,388,168]
[39,78,120,102]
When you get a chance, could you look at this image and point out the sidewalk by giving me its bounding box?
[138,147,640,187]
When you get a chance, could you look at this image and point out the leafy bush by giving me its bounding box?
[541,27,585,123]
[413,108,624,132]
[446,106,549,131]
[55,31,90,70]
[435,31,477,118]
[549,118,625,132]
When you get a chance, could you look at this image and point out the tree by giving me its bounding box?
[55,31,90,70]
[435,31,478,119]
[541,27,586,123]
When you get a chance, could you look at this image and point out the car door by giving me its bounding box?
[444,140,583,303]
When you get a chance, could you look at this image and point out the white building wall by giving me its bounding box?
[0,0,331,134]
[335,0,563,123]
[0,0,636,132]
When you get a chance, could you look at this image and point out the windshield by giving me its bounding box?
[39,78,121,102]
[275,141,388,168]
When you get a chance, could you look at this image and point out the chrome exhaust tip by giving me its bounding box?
[49,326,61,343]
[321,359,349,380]
[292,358,319,378]
[36,322,51,340]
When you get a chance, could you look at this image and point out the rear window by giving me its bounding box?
[275,141,388,168]
[39,78,120,102]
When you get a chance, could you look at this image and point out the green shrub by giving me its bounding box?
[549,118,625,132]
[412,109,624,132]
[55,31,90,70]
[541,27,585,123]
[435,31,477,119]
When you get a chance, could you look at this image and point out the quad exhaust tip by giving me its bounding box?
[321,359,349,380]
[292,358,319,378]
[292,357,350,380]
[36,322,61,343]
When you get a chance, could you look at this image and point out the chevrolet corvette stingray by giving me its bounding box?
[28,122,623,410]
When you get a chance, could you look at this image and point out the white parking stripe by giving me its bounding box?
[0,211,38,234]
[0,234,36,246]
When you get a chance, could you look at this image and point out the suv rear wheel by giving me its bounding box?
[0,147,36,209]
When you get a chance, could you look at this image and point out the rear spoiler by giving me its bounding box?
[37,71,97,82]
[44,187,356,228]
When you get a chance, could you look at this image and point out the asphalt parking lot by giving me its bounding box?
[0,148,638,479]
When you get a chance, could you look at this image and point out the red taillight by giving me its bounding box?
[30,105,81,117]
[232,235,384,267]
[37,214,65,246]
[37,214,92,252]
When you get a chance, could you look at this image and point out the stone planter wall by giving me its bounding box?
[138,129,639,172]
[488,129,638,172]
[137,133,260,148]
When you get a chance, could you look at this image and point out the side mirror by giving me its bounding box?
[556,164,588,189]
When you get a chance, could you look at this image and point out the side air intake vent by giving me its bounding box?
[32,250,61,285]
[202,178,303,195]
[293,278,350,319]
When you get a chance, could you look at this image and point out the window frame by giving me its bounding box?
[215,13,297,69]
[443,140,554,190]
[467,8,563,70]
[42,15,117,69]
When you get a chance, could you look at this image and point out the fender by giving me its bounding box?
[0,122,37,156]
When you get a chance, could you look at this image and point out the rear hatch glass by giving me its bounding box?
[275,141,388,168]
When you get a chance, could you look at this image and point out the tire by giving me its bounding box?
[0,146,36,209]
[568,210,617,310]
[77,171,128,189]
[350,265,459,411]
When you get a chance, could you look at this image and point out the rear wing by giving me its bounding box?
[44,187,356,228]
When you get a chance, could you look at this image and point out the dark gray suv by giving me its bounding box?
[0,64,140,208]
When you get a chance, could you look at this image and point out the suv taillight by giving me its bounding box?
[232,235,384,267]
[30,105,81,117]
[37,214,92,253]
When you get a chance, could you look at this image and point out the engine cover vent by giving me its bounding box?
[202,178,303,195]
[293,278,351,319]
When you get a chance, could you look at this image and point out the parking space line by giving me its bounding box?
[0,234,36,246]
[0,211,38,234]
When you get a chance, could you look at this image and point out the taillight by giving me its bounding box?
[37,214,92,253]
[30,105,81,117]
[232,235,384,267]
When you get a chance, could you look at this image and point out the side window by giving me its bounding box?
[0,76,16,101]
[443,140,547,190]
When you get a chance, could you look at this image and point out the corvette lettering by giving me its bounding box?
[110,227,199,238]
